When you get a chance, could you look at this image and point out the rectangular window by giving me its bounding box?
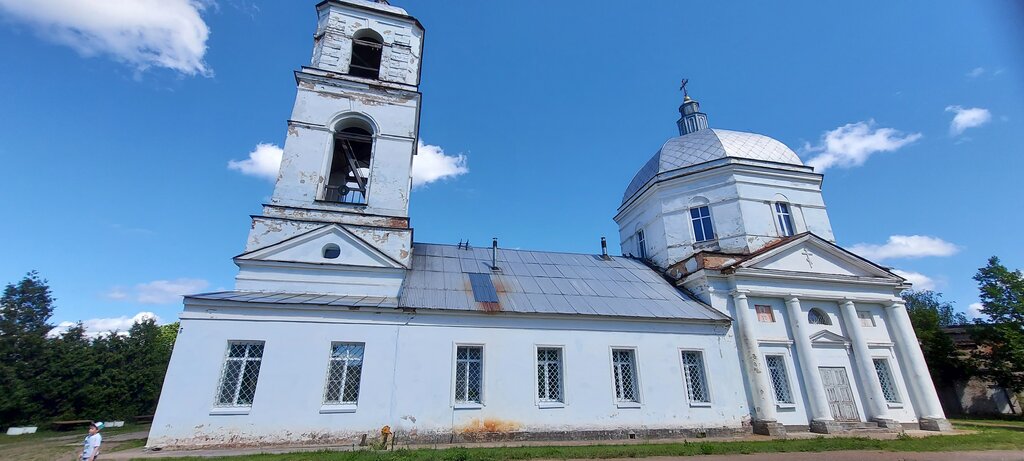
[690,206,715,242]
[858,310,875,327]
[755,305,775,323]
[765,355,793,404]
[454,346,483,404]
[536,347,564,403]
[611,349,640,403]
[323,342,364,405]
[680,351,710,404]
[775,202,795,236]
[873,358,901,404]
[215,341,265,407]
[636,230,647,260]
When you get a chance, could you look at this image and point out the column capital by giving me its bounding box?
[785,296,801,305]
[888,301,906,309]
[730,290,749,299]
[840,299,856,308]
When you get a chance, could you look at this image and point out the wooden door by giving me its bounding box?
[819,367,860,421]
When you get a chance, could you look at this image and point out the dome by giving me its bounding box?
[622,128,803,204]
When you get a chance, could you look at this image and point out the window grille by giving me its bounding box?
[765,355,793,404]
[611,349,639,403]
[215,341,264,407]
[636,230,647,260]
[680,351,710,403]
[323,343,364,404]
[775,202,795,236]
[808,308,831,325]
[690,206,715,242]
[536,347,563,402]
[454,346,483,403]
[755,305,775,323]
[858,310,875,327]
[873,358,901,403]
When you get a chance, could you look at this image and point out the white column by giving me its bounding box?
[886,301,946,420]
[785,297,833,422]
[732,291,777,422]
[840,300,891,421]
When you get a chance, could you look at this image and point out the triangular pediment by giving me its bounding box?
[809,330,850,347]
[235,224,403,269]
[738,234,898,280]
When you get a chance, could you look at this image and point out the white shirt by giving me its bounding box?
[82,433,102,459]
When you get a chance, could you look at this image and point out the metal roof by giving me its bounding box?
[622,128,803,204]
[398,243,727,321]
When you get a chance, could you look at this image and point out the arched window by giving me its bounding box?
[325,118,374,204]
[808,308,831,325]
[349,29,383,79]
[774,202,795,236]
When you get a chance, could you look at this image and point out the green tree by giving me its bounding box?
[971,256,1024,411]
[901,290,971,386]
[0,271,55,424]
[36,324,98,419]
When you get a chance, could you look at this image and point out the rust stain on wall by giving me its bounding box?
[457,418,522,434]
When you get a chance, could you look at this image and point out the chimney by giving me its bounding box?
[491,238,499,271]
[601,237,611,260]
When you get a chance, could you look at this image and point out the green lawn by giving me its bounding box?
[140,420,1024,461]
[0,423,149,461]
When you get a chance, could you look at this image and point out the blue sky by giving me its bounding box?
[0,0,1021,332]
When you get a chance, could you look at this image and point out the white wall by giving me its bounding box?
[149,304,748,448]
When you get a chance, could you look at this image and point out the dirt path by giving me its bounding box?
[573,451,1024,461]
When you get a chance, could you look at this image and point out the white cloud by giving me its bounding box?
[49,311,162,338]
[413,141,469,187]
[966,67,985,78]
[968,302,985,319]
[0,0,212,76]
[106,278,209,305]
[848,235,959,261]
[892,270,936,290]
[801,120,922,172]
[228,143,283,181]
[945,106,991,136]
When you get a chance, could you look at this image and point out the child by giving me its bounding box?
[78,422,103,461]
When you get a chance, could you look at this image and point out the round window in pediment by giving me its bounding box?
[322,243,341,259]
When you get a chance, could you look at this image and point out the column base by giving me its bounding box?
[919,417,953,432]
[872,418,903,431]
[752,419,787,436]
[809,419,844,434]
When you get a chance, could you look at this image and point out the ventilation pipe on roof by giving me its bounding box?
[491,238,499,271]
[601,237,611,260]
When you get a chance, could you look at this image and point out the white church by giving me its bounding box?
[148,0,951,448]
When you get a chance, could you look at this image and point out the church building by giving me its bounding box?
[148,0,950,448]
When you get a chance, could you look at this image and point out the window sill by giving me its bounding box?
[537,401,565,409]
[886,403,904,409]
[689,402,712,408]
[616,401,642,409]
[209,407,251,416]
[314,199,368,208]
[454,402,483,410]
[319,404,357,414]
[776,403,796,409]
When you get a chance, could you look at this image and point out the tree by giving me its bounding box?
[0,271,55,424]
[901,290,971,386]
[971,256,1024,412]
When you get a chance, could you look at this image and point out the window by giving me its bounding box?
[755,305,775,323]
[680,351,710,404]
[808,308,831,325]
[325,123,373,204]
[690,206,715,242]
[858,310,875,327]
[873,358,901,404]
[322,243,341,259]
[611,349,639,403]
[765,355,793,404]
[636,230,647,260]
[349,30,383,79]
[323,343,364,404]
[215,342,264,407]
[454,346,483,404]
[536,347,564,403]
[774,202,795,236]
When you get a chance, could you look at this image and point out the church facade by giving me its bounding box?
[148,0,950,449]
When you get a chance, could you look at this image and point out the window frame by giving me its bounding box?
[320,342,365,413]
[857,310,876,327]
[211,340,265,414]
[609,347,642,407]
[678,348,712,407]
[451,343,485,408]
[755,304,776,323]
[635,229,647,260]
[872,357,903,407]
[808,308,832,325]
[774,202,795,237]
[764,353,795,407]
[534,345,566,408]
[690,205,716,243]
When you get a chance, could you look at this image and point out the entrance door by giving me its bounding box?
[819,367,860,421]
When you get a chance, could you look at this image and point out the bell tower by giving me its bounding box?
[234,0,424,297]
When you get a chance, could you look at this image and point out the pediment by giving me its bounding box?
[235,224,403,269]
[809,330,850,347]
[740,234,898,279]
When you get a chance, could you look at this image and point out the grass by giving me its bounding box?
[137,420,1024,461]
[0,423,150,461]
